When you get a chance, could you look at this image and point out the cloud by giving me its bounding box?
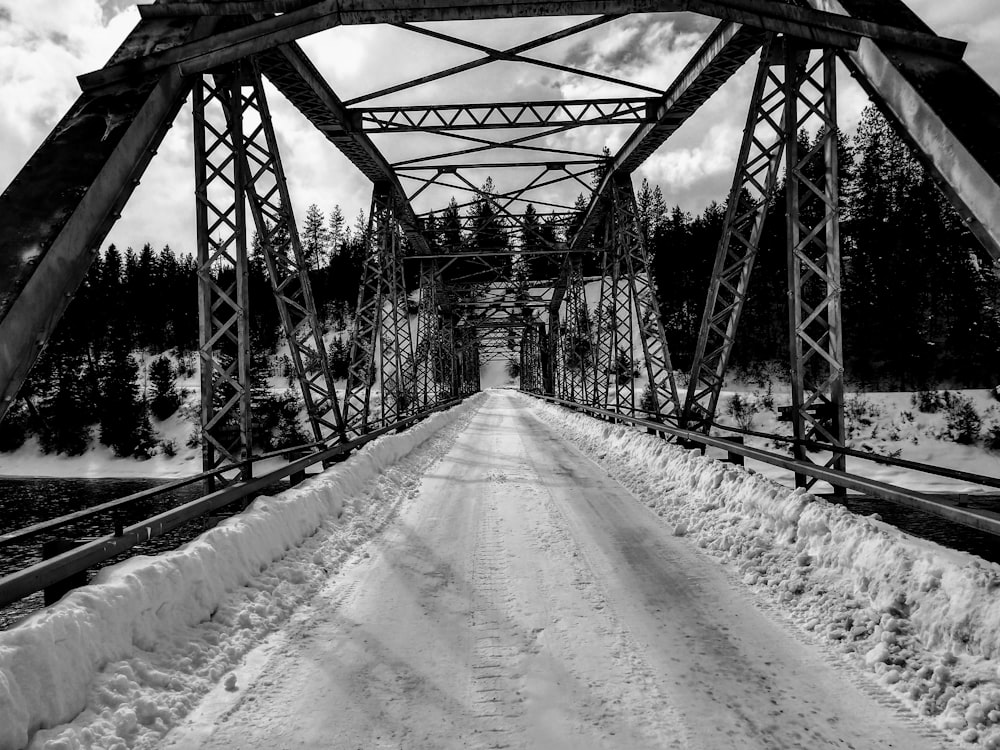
[2,3,1000,257]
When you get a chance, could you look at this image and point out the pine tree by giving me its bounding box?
[149,355,181,420]
[301,203,328,271]
[636,178,654,242]
[328,204,346,257]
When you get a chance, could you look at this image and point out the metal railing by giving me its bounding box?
[0,398,463,609]
[523,392,1000,538]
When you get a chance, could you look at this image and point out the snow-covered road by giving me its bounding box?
[166,391,949,749]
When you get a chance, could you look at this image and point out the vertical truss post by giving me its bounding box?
[193,68,253,486]
[343,184,415,433]
[454,325,475,397]
[438,310,456,400]
[458,326,480,396]
[784,43,846,490]
[343,187,386,435]
[415,259,442,409]
[592,224,622,411]
[237,61,346,444]
[551,316,567,399]
[381,201,416,422]
[563,257,593,404]
[684,36,787,432]
[520,323,542,393]
[610,174,681,422]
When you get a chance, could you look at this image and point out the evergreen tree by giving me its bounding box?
[328,337,349,379]
[301,203,328,271]
[98,338,146,457]
[149,355,181,420]
[636,178,654,243]
[34,333,94,456]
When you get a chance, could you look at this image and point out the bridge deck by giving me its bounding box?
[161,391,945,749]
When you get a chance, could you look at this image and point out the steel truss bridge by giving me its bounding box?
[2,0,1000,599]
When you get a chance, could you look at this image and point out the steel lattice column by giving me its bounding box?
[236,61,346,445]
[415,259,443,408]
[609,174,681,422]
[436,310,456,400]
[193,69,253,485]
[785,44,846,488]
[684,36,787,432]
[562,257,593,403]
[520,323,542,393]
[591,227,629,412]
[383,210,417,419]
[455,325,479,396]
[343,184,415,434]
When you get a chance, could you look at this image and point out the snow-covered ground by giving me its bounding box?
[0,397,482,750]
[710,386,1000,494]
[8,391,1000,747]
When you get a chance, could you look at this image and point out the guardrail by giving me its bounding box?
[0,398,463,609]
[522,392,1000,538]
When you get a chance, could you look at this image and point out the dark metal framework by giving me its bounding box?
[193,68,254,482]
[1,0,998,481]
[193,61,344,484]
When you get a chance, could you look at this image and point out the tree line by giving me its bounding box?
[645,105,1000,390]
[4,105,998,458]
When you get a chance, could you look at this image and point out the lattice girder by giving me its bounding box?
[343,185,416,434]
[784,44,846,488]
[560,257,594,403]
[684,35,788,432]
[608,174,681,422]
[193,70,253,484]
[234,60,346,445]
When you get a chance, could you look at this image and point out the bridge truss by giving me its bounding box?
[2,0,999,487]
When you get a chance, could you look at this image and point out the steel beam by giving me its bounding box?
[354,98,655,132]
[253,43,431,253]
[193,68,254,484]
[115,2,963,87]
[342,184,415,434]
[572,21,767,249]
[683,35,786,432]
[784,44,846,489]
[236,61,347,443]
[609,174,681,420]
[0,16,216,423]
[807,0,1000,259]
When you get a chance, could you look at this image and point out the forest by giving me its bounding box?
[4,105,1000,459]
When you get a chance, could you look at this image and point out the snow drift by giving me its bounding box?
[526,395,1000,747]
[0,396,480,750]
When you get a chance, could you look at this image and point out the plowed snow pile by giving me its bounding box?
[0,396,481,750]
[528,395,1000,748]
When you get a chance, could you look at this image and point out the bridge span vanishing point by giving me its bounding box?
[3,0,1000,748]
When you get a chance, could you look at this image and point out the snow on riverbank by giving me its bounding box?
[0,396,481,750]
[527,394,1000,748]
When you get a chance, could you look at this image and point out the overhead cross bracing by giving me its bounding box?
[0,0,998,487]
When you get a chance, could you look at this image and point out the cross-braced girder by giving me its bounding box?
[684,34,787,433]
[355,98,656,132]
[235,61,347,446]
[193,69,254,484]
[342,186,417,435]
[784,44,846,488]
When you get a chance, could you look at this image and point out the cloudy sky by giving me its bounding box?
[2,0,999,256]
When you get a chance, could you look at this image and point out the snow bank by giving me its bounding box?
[0,396,481,750]
[526,396,1000,747]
